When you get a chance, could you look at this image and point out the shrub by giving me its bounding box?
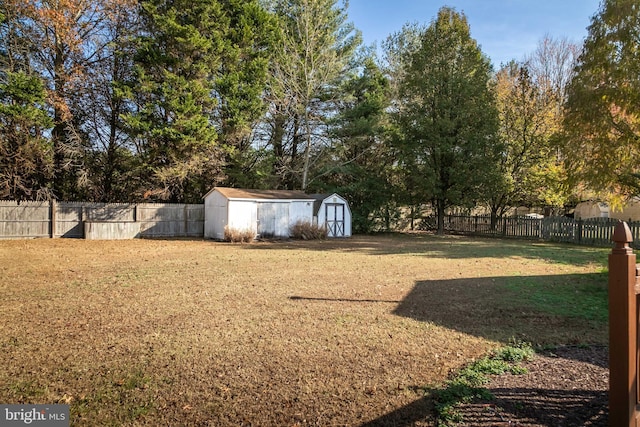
[223,226,256,243]
[290,221,327,240]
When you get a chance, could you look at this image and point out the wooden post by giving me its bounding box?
[184,204,189,237]
[49,199,57,238]
[609,221,640,427]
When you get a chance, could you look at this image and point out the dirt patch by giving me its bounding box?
[456,345,608,426]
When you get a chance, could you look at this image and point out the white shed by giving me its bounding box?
[204,187,315,240]
[311,193,352,238]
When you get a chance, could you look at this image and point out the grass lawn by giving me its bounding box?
[0,234,609,426]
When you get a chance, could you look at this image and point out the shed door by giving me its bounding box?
[257,202,289,238]
[325,203,345,237]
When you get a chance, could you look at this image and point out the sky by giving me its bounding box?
[346,0,602,67]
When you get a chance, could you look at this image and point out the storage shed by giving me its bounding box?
[204,187,353,240]
[204,187,315,240]
[311,193,352,237]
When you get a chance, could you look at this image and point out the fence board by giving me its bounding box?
[0,201,205,239]
[442,214,638,247]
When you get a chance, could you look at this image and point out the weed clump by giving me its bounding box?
[290,221,327,240]
[224,226,256,243]
[433,341,534,426]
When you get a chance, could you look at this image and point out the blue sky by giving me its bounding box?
[347,0,602,67]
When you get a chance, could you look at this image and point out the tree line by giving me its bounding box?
[0,0,637,233]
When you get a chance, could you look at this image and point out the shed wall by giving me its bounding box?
[257,202,289,237]
[204,191,229,239]
[228,200,257,234]
[290,201,314,227]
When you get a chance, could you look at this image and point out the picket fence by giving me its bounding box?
[442,214,640,247]
[0,200,204,239]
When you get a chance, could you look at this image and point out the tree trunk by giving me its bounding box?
[301,109,312,191]
[436,199,445,235]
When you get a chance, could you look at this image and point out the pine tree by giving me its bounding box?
[124,0,225,202]
[324,56,391,232]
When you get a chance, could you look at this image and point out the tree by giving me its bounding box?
[393,7,501,234]
[322,55,392,232]
[561,0,640,204]
[526,35,580,105]
[266,0,361,190]
[0,71,53,200]
[487,61,559,224]
[78,0,139,202]
[0,3,54,200]
[124,0,225,203]
[382,23,427,229]
[213,0,277,188]
[12,0,132,199]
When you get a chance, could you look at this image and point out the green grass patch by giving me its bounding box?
[432,341,535,426]
[503,272,608,323]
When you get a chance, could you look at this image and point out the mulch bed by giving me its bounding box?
[456,345,608,426]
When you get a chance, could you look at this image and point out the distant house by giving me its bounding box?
[203,187,352,239]
[574,201,610,219]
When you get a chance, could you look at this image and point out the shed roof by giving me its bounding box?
[210,187,314,200]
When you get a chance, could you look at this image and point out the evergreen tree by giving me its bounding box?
[0,71,54,200]
[214,0,277,188]
[266,0,361,190]
[124,0,225,203]
[323,55,391,232]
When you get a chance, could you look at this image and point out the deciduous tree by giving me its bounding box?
[393,7,501,234]
[561,0,640,204]
[266,0,361,190]
[487,62,560,224]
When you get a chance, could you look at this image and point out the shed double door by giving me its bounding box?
[257,202,289,238]
[325,203,345,237]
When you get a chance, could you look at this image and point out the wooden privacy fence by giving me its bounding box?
[441,214,640,247]
[608,221,640,426]
[0,200,204,239]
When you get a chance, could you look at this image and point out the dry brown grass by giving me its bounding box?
[0,234,608,426]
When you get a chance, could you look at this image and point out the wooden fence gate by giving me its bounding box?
[609,221,640,426]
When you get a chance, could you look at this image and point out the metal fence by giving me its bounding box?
[442,214,640,247]
[0,200,204,239]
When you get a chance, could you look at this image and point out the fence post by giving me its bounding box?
[49,199,57,238]
[609,221,640,427]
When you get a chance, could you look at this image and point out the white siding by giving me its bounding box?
[290,201,314,228]
[228,200,258,235]
[204,191,228,239]
[257,202,289,237]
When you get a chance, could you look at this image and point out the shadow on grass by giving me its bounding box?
[244,233,609,267]
[289,272,609,426]
[393,273,608,347]
[360,273,608,426]
[359,387,607,426]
